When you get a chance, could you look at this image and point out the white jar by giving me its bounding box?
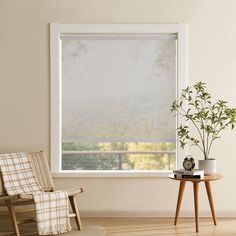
[198,159,216,175]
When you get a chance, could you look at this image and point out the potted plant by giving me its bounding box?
[171,81,236,174]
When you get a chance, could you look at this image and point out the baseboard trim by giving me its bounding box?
[80,210,236,218]
[1,210,236,218]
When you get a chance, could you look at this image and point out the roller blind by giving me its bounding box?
[61,35,176,143]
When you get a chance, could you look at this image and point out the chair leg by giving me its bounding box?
[6,202,20,236]
[69,196,82,230]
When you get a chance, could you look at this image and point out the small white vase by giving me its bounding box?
[198,159,216,175]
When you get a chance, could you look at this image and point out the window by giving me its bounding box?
[50,24,187,176]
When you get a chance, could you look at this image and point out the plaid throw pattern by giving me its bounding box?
[34,191,71,235]
[0,152,71,235]
[0,153,42,195]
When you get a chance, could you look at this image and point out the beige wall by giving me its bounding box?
[1,0,236,216]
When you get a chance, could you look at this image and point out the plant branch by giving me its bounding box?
[170,81,236,160]
[180,106,205,149]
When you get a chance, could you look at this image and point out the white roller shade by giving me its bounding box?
[62,35,176,143]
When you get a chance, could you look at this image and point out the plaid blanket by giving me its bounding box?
[0,152,71,235]
[34,191,71,235]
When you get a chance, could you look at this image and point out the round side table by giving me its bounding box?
[168,173,223,233]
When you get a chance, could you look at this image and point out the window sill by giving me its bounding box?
[52,170,173,178]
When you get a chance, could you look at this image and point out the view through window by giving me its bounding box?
[61,34,177,171]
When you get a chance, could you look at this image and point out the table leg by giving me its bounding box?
[174,180,186,225]
[193,182,199,233]
[205,181,217,225]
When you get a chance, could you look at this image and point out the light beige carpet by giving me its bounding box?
[0,221,106,236]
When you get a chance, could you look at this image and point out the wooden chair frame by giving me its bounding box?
[0,151,84,236]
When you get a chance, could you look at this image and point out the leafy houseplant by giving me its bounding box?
[170,82,236,173]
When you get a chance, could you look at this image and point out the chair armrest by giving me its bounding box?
[20,188,84,199]
[19,193,34,200]
[0,194,20,202]
[1,188,84,202]
[67,188,84,196]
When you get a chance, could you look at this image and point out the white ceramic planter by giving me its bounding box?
[198,159,216,175]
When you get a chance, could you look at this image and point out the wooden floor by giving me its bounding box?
[88,217,236,236]
[2,217,236,236]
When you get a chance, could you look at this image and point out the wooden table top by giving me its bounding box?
[168,173,223,182]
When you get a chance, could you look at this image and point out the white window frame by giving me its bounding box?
[50,23,188,177]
